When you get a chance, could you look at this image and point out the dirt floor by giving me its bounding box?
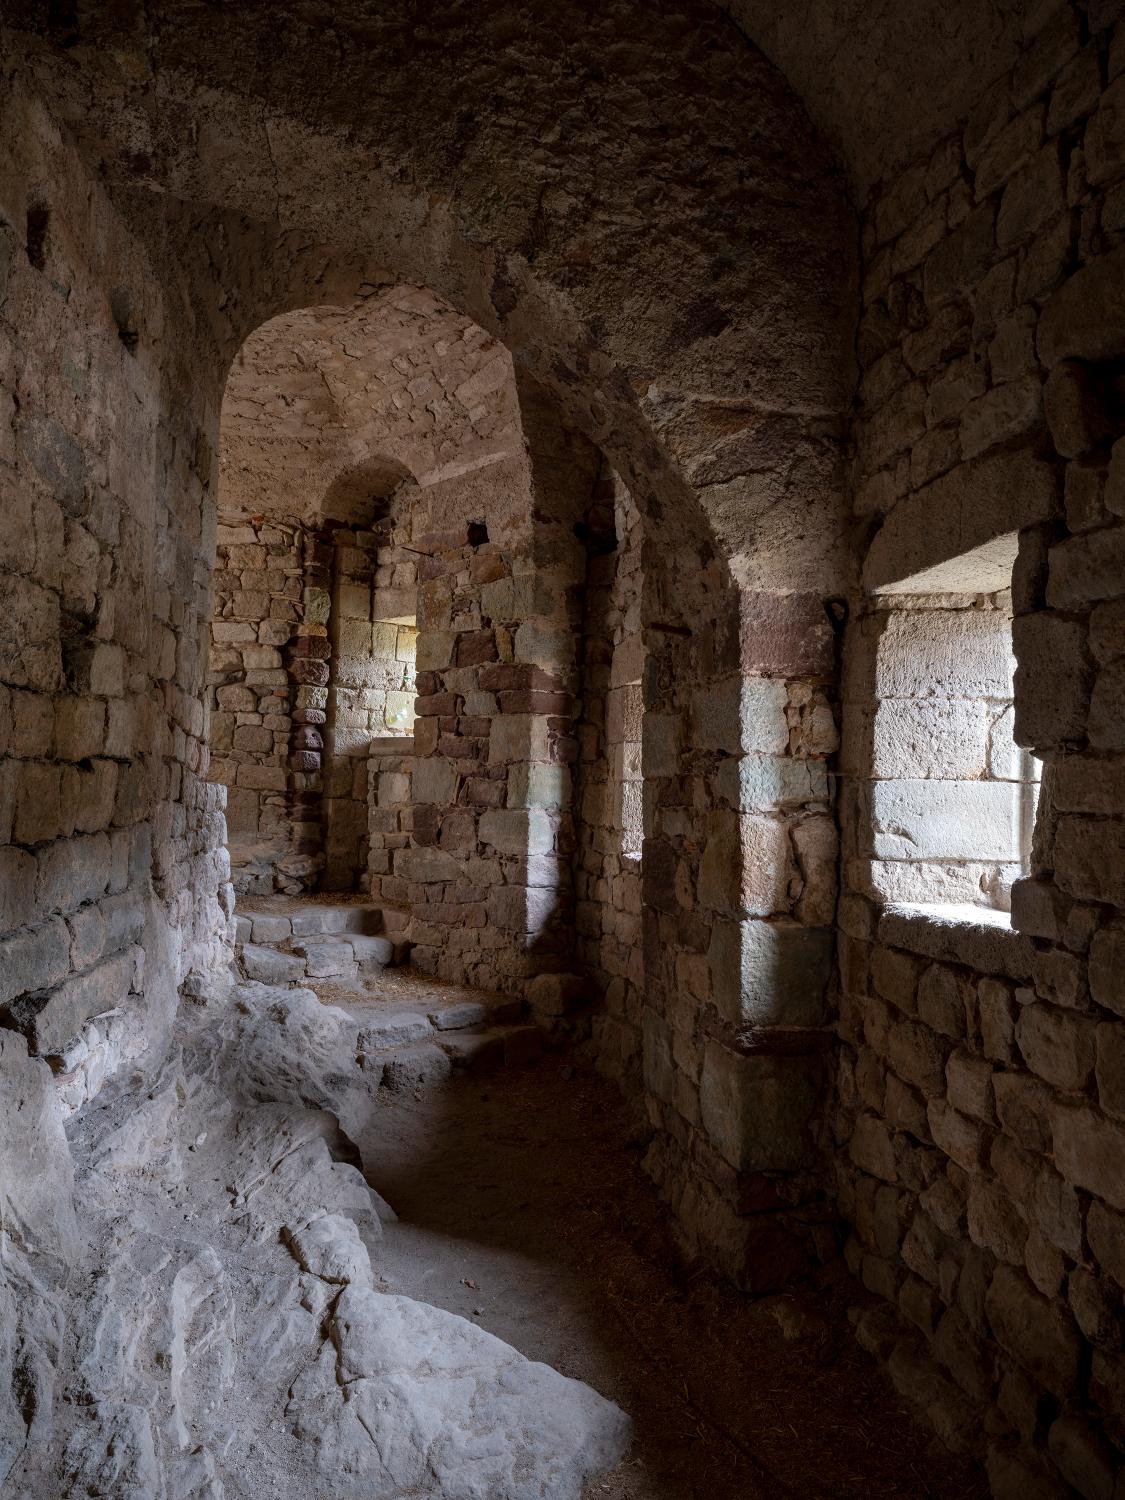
[346,1041,989,1500]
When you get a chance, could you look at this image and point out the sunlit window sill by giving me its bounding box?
[876,900,1034,983]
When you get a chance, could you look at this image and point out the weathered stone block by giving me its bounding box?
[641,714,679,779]
[849,1112,897,1182]
[488,715,549,764]
[1048,528,1125,609]
[927,1097,986,1170]
[528,972,589,1018]
[479,808,553,856]
[0,918,71,1008]
[871,698,989,781]
[1038,242,1125,366]
[708,918,832,1028]
[871,778,1021,862]
[1086,71,1125,186]
[699,1042,821,1172]
[1052,1102,1125,1211]
[1045,361,1115,459]
[1089,660,1125,750]
[1013,613,1090,749]
[36,834,111,917]
[967,1179,1027,1264]
[738,592,835,677]
[695,677,788,756]
[0,846,37,935]
[242,944,305,983]
[715,753,828,811]
[1017,1003,1096,1090]
[947,1049,994,1121]
[979,977,1018,1063]
[985,1263,1082,1398]
[1054,818,1125,906]
[507,762,568,811]
[697,811,790,918]
[15,949,134,1056]
[1091,922,1125,1019]
[393,852,462,882]
[864,450,1057,593]
[486,884,557,934]
[960,376,1042,462]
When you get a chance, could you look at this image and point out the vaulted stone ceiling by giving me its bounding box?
[219,286,521,523]
[726,0,1045,197]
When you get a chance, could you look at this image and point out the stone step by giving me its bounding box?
[240,931,397,984]
[233,903,409,969]
[233,903,386,947]
[355,993,524,1054]
[368,1023,543,1091]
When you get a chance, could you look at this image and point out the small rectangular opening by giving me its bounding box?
[868,532,1040,913]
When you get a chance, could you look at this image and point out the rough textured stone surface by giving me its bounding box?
[2,4,1125,1493]
[0,983,629,1497]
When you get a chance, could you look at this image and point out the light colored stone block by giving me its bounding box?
[695,676,788,756]
[871,779,1022,861]
[708,918,832,1027]
[479,808,554,856]
[872,698,990,780]
[506,762,568,810]
[242,944,305,983]
[394,846,462,884]
[697,810,791,918]
[410,758,455,805]
[875,609,1014,701]
[488,715,549,764]
[715,753,828,810]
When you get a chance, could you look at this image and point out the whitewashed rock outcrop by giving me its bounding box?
[0,983,630,1498]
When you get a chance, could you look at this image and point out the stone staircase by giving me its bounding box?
[234,899,410,984]
[232,897,543,1084]
[359,994,543,1090]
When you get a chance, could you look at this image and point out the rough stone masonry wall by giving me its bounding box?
[1,1,860,1298]
[366,735,415,905]
[208,507,418,895]
[845,586,1037,912]
[838,6,1125,1494]
[322,513,417,890]
[575,469,645,1088]
[0,83,231,1110]
[208,516,305,891]
[638,569,843,1291]
[386,421,594,995]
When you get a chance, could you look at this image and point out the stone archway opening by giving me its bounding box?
[206,286,527,904]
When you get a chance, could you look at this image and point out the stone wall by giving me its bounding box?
[366,735,415,905]
[322,513,417,889]
[838,7,1125,1491]
[0,82,231,1105]
[638,571,842,1289]
[576,468,645,1087]
[845,583,1039,912]
[209,516,308,892]
[208,505,420,894]
[389,407,593,994]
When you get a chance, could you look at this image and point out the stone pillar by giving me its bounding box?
[281,526,331,890]
[392,378,598,993]
[637,544,842,1288]
[574,467,645,1081]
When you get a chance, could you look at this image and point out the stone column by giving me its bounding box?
[282,527,331,889]
[392,379,598,994]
